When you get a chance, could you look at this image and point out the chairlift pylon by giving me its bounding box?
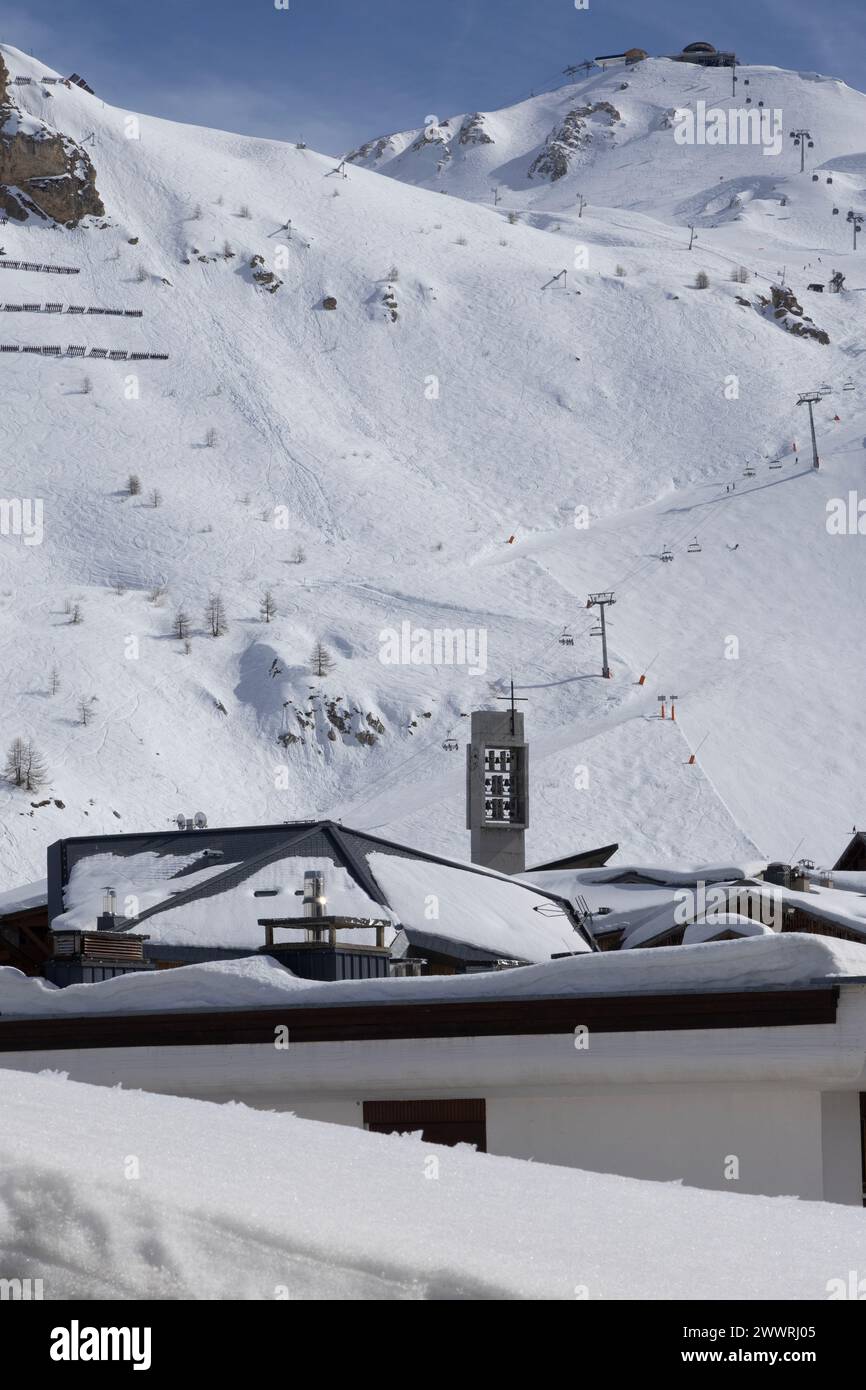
[687,537,701,553]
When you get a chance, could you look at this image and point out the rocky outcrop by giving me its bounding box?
[346,134,397,164]
[249,254,282,293]
[528,102,620,181]
[458,113,493,147]
[279,690,387,750]
[0,52,104,224]
[409,118,451,154]
[756,284,829,346]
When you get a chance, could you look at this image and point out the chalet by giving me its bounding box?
[0,878,49,976]
[525,860,771,950]
[45,819,594,981]
[527,843,866,952]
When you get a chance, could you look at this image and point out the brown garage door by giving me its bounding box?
[363,1098,486,1151]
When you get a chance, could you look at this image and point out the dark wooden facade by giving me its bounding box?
[0,986,838,1054]
[0,902,50,976]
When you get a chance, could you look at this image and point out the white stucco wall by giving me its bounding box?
[486,1086,827,1199]
[820,1091,863,1206]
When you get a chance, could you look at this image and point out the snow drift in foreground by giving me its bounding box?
[1,1069,864,1301]
[1,932,865,1018]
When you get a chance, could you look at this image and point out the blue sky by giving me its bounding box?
[2,0,865,153]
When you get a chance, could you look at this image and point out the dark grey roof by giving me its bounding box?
[834,832,866,871]
[48,819,597,952]
[526,843,618,872]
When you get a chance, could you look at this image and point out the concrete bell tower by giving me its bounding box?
[466,693,529,875]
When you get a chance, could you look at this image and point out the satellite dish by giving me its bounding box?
[176,813,186,830]
[194,811,208,829]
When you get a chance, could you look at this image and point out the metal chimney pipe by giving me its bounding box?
[303,869,325,919]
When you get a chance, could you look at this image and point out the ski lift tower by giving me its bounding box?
[586,591,616,679]
[789,129,813,174]
[846,210,864,250]
[797,388,828,469]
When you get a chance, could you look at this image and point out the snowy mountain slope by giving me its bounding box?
[0,43,864,889]
[347,58,866,217]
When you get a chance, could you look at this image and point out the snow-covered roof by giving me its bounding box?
[52,822,589,963]
[3,931,864,1019]
[535,861,768,889]
[528,864,768,948]
[682,915,773,944]
[56,852,242,931]
[0,877,47,916]
[750,880,866,940]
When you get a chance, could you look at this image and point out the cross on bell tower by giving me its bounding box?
[497,679,527,736]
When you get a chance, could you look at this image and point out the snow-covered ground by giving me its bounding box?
[1,1066,864,1300]
[1,45,865,892]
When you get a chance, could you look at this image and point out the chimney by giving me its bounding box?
[303,869,326,919]
[96,885,117,931]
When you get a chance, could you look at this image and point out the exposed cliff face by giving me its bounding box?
[528,102,621,181]
[458,113,493,147]
[346,134,398,164]
[0,52,104,224]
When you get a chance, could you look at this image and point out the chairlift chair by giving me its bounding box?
[769,457,782,469]
[442,736,459,752]
[743,465,756,477]
[559,629,574,647]
[660,544,674,562]
[589,623,603,637]
[687,537,701,553]
[844,377,855,391]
